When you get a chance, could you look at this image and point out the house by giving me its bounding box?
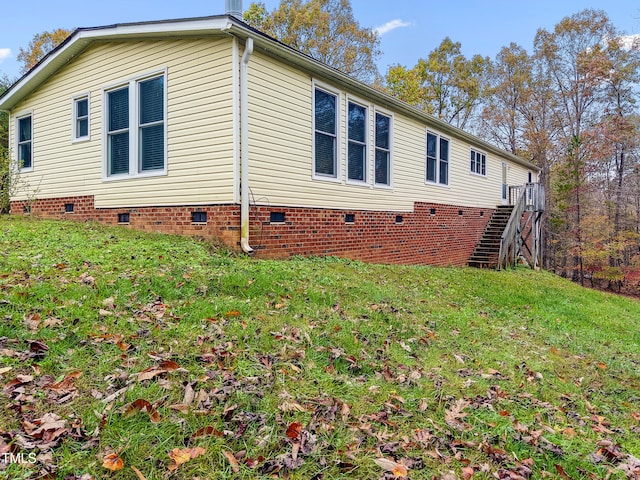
[0,5,542,268]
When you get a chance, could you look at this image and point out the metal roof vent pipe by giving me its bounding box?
[225,0,243,18]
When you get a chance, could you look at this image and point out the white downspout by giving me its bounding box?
[240,37,254,254]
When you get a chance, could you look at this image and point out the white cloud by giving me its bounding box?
[374,19,412,36]
[0,48,11,64]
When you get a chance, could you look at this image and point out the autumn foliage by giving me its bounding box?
[245,0,381,82]
[17,28,72,74]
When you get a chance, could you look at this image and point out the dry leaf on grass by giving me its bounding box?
[445,398,471,432]
[286,421,303,440]
[102,453,124,471]
[137,360,184,381]
[124,399,161,423]
[223,450,240,473]
[191,426,224,439]
[374,458,409,477]
[167,447,206,471]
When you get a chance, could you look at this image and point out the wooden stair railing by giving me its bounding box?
[468,183,545,270]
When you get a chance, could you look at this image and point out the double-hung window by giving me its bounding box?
[347,100,367,183]
[17,114,33,170]
[470,149,486,176]
[374,112,391,186]
[105,72,166,178]
[426,131,449,185]
[314,87,338,178]
[73,95,90,141]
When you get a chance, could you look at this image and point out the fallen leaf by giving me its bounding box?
[102,297,116,308]
[223,450,240,473]
[192,426,224,439]
[168,447,206,471]
[138,366,162,381]
[374,458,409,477]
[124,399,160,423]
[555,464,571,479]
[158,360,182,371]
[286,421,303,440]
[439,473,459,480]
[24,312,41,331]
[102,453,124,471]
[79,272,96,286]
[46,370,82,394]
[341,402,351,422]
[279,400,307,412]
[137,360,183,381]
[168,449,191,469]
[445,398,471,431]
[461,466,474,480]
[43,317,63,328]
[170,403,190,414]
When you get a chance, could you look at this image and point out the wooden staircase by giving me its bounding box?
[468,206,513,269]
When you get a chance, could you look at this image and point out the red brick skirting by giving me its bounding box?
[11,196,492,266]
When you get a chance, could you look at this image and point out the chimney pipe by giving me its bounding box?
[225,0,243,18]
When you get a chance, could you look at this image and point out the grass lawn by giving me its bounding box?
[0,216,639,479]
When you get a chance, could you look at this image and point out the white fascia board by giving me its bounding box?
[225,23,539,172]
[0,17,233,112]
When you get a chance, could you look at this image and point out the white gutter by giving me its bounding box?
[240,37,254,254]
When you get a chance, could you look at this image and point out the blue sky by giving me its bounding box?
[1,0,638,81]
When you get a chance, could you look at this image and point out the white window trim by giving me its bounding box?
[470,147,487,178]
[373,107,393,189]
[312,80,342,183]
[15,110,34,173]
[425,130,450,187]
[102,69,168,182]
[72,93,91,143]
[346,95,369,186]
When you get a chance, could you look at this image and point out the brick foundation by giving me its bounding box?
[11,196,492,267]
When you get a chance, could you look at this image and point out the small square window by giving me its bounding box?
[470,149,486,176]
[118,213,130,223]
[395,215,403,224]
[65,203,74,213]
[270,212,286,223]
[430,208,436,216]
[23,205,31,214]
[345,213,355,223]
[192,211,207,223]
[480,211,484,217]
[458,210,463,216]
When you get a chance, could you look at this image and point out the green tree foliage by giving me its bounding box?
[17,28,72,74]
[244,0,381,83]
[385,38,490,130]
[480,43,532,155]
[1,74,11,213]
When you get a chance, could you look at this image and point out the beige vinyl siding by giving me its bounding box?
[246,51,531,211]
[10,37,235,208]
